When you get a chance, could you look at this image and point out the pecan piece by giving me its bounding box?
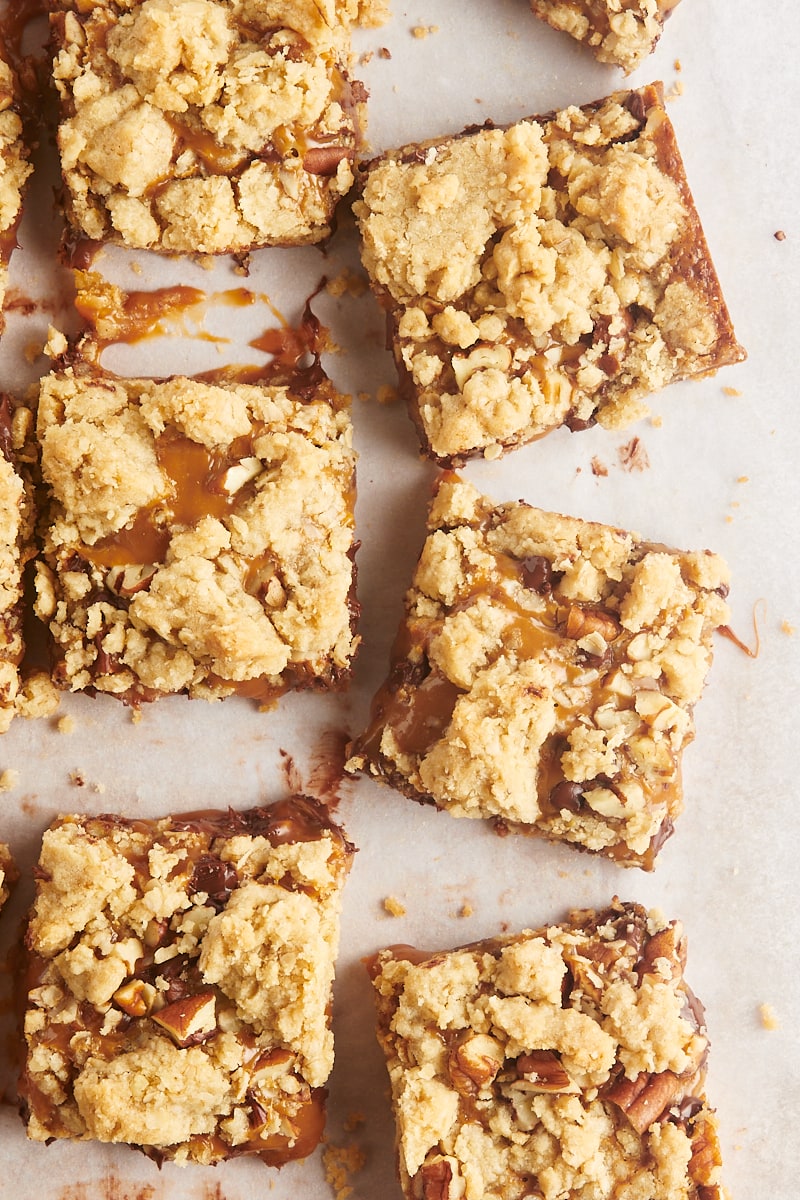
[447,1033,504,1095]
[514,1050,575,1094]
[565,605,621,643]
[113,978,158,1018]
[152,989,217,1047]
[303,145,352,175]
[414,1156,464,1200]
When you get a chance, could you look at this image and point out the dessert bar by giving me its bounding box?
[355,83,745,464]
[370,899,724,1200]
[528,0,681,73]
[21,797,354,1164]
[0,395,37,731]
[34,365,358,704]
[347,475,729,868]
[51,0,367,253]
[0,50,32,323]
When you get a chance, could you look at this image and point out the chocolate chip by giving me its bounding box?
[549,781,585,813]
[189,856,239,910]
[520,555,553,594]
[303,146,352,175]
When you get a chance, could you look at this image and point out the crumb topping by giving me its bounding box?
[52,0,366,251]
[35,368,358,704]
[371,901,723,1200]
[528,0,674,74]
[355,85,744,463]
[349,476,729,867]
[22,802,353,1163]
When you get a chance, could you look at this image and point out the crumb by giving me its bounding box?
[725,515,734,524]
[70,770,85,787]
[667,80,684,100]
[359,50,374,65]
[411,25,438,38]
[130,261,143,276]
[558,870,569,879]
[131,709,143,725]
[674,59,682,71]
[377,384,399,405]
[326,268,368,299]
[378,46,392,59]
[45,326,68,359]
[590,456,608,477]
[736,475,749,483]
[722,386,742,397]
[25,341,41,364]
[92,782,106,794]
[774,230,787,241]
[344,1110,366,1132]
[383,895,407,917]
[57,714,75,734]
[323,1141,366,1200]
[357,391,370,403]
[617,436,650,472]
[759,1003,780,1031]
[0,768,19,792]
[458,902,473,918]
[650,414,663,428]
[780,620,795,636]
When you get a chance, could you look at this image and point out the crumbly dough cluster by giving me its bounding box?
[0,839,15,909]
[348,476,729,867]
[372,901,723,1200]
[21,801,354,1163]
[528,0,679,73]
[35,367,358,704]
[355,84,744,463]
[0,57,33,317]
[51,0,369,252]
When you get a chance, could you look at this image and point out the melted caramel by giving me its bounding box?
[82,507,170,568]
[167,117,248,175]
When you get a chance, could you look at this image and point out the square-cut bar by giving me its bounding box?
[0,50,32,322]
[347,475,729,868]
[20,797,354,1164]
[529,1,682,73]
[34,365,358,704]
[0,395,37,731]
[370,900,724,1200]
[50,0,367,253]
[355,83,745,464]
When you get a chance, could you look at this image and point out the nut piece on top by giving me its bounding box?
[50,0,368,253]
[370,899,725,1200]
[347,474,729,869]
[528,0,683,74]
[20,796,355,1165]
[354,83,744,465]
[34,364,358,706]
[0,51,32,324]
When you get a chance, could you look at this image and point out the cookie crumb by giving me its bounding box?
[411,25,438,38]
[57,714,76,734]
[774,230,787,241]
[780,620,796,636]
[383,895,406,917]
[323,1141,366,1200]
[590,456,608,477]
[759,1003,780,1031]
[722,386,742,397]
[326,269,368,299]
[377,384,399,406]
[70,770,85,787]
[0,768,19,792]
[458,902,474,918]
[736,475,749,483]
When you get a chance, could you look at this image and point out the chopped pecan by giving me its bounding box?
[447,1033,504,1095]
[303,145,352,175]
[689,1113,722,1185]
[152,989,217,1047]
[565,605,621,643]
[113,978,158,1018]
[414,1157,464,1200]
[514,1050,574,1093]
[605,1067,707,1134]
